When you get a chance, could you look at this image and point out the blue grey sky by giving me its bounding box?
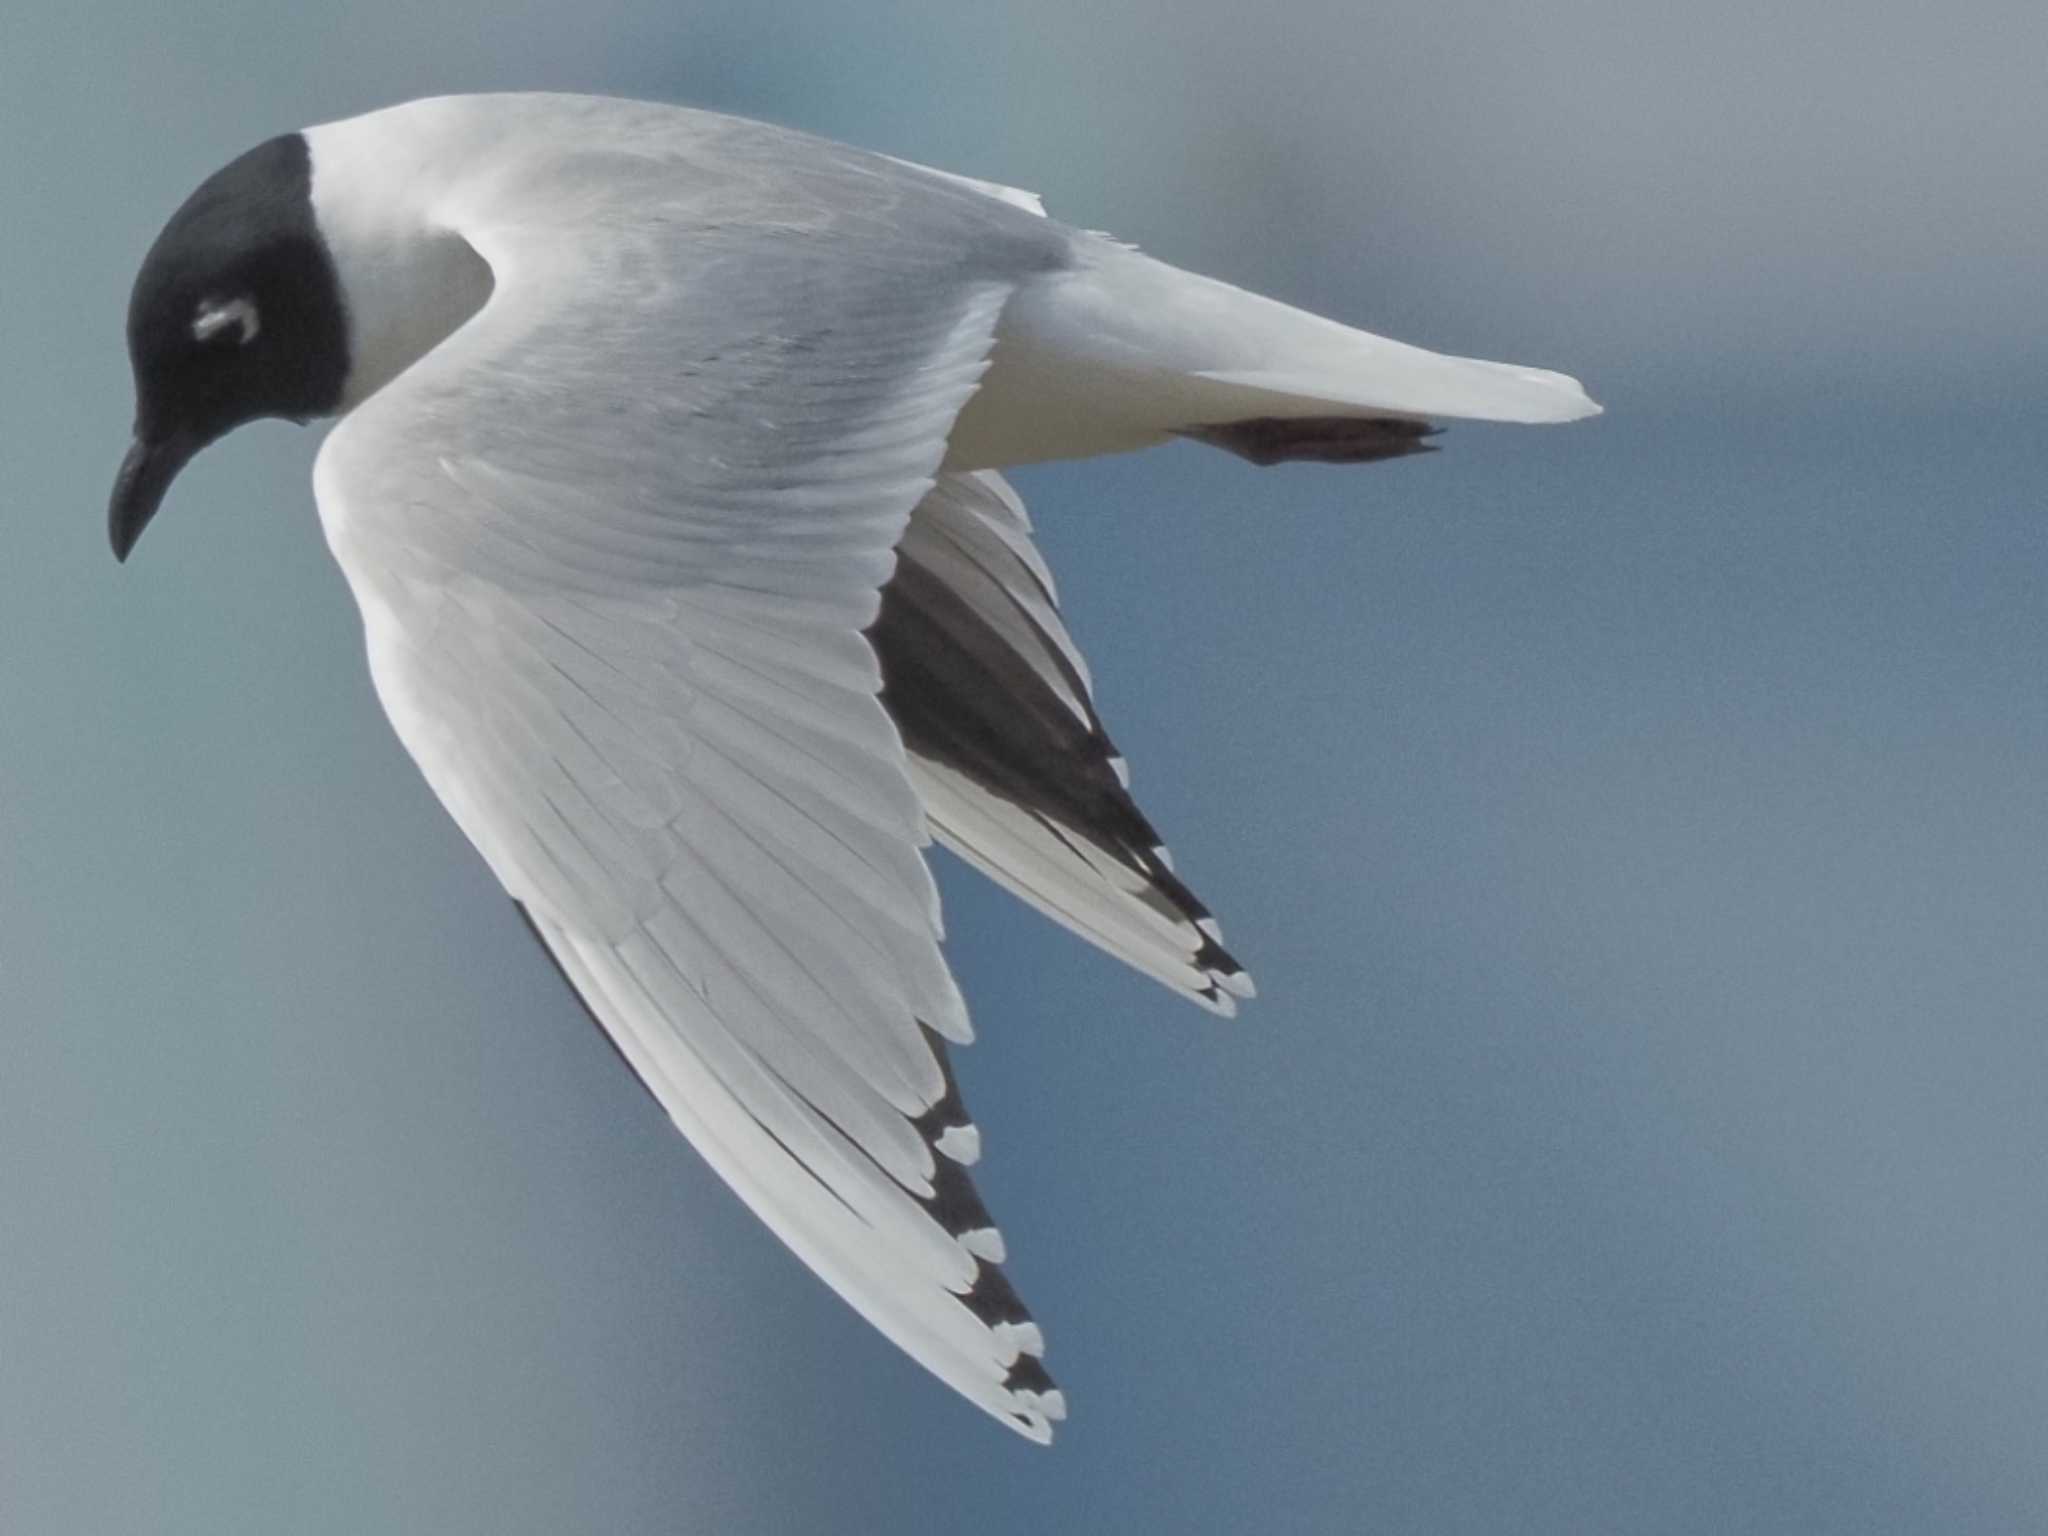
[3,3,2045,1532]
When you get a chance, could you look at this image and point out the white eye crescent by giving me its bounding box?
[192,296,261,346]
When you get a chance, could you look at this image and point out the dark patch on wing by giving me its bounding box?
[907,1028,1050,1365]
[922,1154,996,1236]
[1003,1352,1058,1396]
[962,1258,1035,1329]
[910,1021,973,1146]
[871,545,1242,981]
[1180,414,1441,466]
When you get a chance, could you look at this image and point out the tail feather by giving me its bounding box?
[954,236,1598,468]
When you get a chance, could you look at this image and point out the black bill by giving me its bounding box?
[108,428,201,562]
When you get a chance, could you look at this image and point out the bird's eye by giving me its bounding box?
[192,296,261,347]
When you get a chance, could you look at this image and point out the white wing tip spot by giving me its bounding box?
[934,1122,982,1165]
[995,1319,1046,1360]
[961,1226,1007,1264]
[1014,1388,1068,1435]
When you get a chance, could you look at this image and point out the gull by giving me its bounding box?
[110,92,1598,1441]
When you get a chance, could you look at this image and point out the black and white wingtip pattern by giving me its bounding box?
[875,471,1255,1016]
[517,903,1065,1441]
[912,1027,1068,1438]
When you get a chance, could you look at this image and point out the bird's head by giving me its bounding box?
[110,133,348,561]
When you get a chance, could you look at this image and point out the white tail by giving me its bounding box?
[950,237,1599,469]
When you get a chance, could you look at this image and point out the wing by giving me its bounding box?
[877,472,1255,1012]
[314,131,1072,1439]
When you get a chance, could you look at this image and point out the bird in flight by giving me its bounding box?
[111,93,1597,1441]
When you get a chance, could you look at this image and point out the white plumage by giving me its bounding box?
[291,93,1597,1439]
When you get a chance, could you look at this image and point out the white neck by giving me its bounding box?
[304,108,495,412]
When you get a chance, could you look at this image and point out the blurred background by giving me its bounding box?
[3,3,2045,1531]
